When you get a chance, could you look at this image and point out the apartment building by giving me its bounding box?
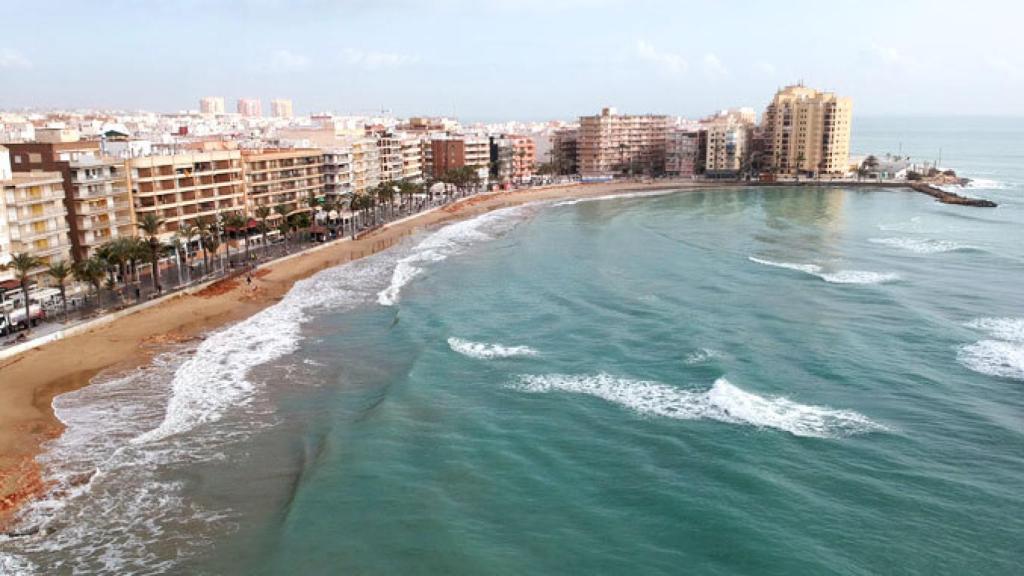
[237,98,262,118]
[351,138,381,195]
[5,139,133,260]
[577,107,669,177]
[762,84,852,175]
[127,150,246,238]
[241,149,323,214]
[270,99,294,119]
[375,132,404,183]
[665,129,700,177]
[430,136,489,182]
[551,128,579,175]
[702,122,750,177]
[322,145,354,199]
[399,136,423,181]
[1,148,72,283]
[200,97,225,115]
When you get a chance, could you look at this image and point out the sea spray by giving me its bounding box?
[958,318,1024,380]
[513,373,887,438]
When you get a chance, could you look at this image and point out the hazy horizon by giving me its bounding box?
[1,0,1023,118]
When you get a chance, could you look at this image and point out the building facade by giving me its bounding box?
[270,99,294,119]
[350,138,381,196]
[761,84,852,175]
[241,149,323,214]
[200,97,225,115]
[322,145,354,199]
[126,150,246,238]
[665,129,700,177]
[577,107,668,177]
[1,149,72,283]
[4,139,133,261]
[550,128,579,175]
[237,98,262,118]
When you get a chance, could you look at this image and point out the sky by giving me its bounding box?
[1,0,1023,120]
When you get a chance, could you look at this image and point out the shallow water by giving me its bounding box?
[2,118,1023,575]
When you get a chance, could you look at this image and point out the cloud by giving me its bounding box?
[342,48,419,70]
[269,49,310,72]
[0,49,32,70]
[635,40,688,74]
[702,53,727,77]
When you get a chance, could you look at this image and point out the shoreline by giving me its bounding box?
[0,178,995,528]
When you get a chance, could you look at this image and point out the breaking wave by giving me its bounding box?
[448,337,538,359]
[377,206,528,306]
[958,317,1024,380]
[514,373,886,439]
[748,257,899,285]
[869,237,977,254]
[684,348,722,365]
[553,189,677,207]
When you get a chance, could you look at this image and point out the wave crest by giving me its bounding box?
[377,207,527,306]
[869,237,976,254]
[448,337,538,359]
[514,373,886,438]
[959,317,1024,380]
[748,256,898,285]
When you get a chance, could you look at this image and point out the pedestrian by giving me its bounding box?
[134,286,141,301]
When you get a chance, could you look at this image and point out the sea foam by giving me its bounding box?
[748,256,899,285]
[869,237,977,254]
[377,206,527,306]
[552,189,677,207]
[514,373,886,438]
[448,337,538,359]
[958,317,1024,380]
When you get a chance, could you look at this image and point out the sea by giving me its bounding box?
[1,117,1022,575]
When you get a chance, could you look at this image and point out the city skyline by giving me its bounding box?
[2,0,1023,119]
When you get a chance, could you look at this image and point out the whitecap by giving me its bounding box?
[553,189,677,207]
[514,373,886,438]
[683,348,722,365]
[958,317,1024,380]
[448,337,538,359]
[377,206,528,306]
[965,178,1010,190]
[748,256,898,285]
[869,237,977,254]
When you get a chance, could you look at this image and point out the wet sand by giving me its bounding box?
[0,180,717,527]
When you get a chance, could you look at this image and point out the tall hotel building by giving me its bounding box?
[270,99,294,119]
[761,85,852,175]
[0,147,72,283]
[237,98,262,118]
[126,151,246,239]
[577,107,669,177]
[200,96,226,115]
[241,149,323,214]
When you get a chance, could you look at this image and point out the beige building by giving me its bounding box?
[237,98,262,118]
[351,138,381,195]
[200,97,225,115]
[1,148,72,283]
[376,132,404,183]
[700,110,755,177]
[665,129,700,177]
[241,149,323,214]
[67,157,134,259]
[127,150,246,238]
[270,99,294,119]
[400,135,423,181]
[577,107,669,177]
[762,84,852,175]
[322,145,354,199]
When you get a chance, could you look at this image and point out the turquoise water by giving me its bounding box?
[2,119,1023,575]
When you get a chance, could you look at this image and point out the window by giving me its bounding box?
[28,153,42,163]
[13,156,22,164]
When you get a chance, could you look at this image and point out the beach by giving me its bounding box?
[0,179,717,528]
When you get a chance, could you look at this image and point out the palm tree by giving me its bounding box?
[795,152,806,181]
[202,232,222,273]
[255,205,272,255]
[47,260,72,323]
[274,204,290,252]
[4,253,42,333]
[73,256,105,303]
[136,214,164,293]
[194,216,215,274]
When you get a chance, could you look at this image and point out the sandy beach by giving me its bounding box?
[0,179,719,527]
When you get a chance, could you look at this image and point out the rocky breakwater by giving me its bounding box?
[910,183,998,207]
